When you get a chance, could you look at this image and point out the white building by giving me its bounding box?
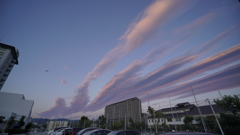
[0,43,19,90]
[147,102,227,130]
[0,92,34,129]
[46,121,68,131]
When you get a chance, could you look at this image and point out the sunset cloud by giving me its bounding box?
[39,0,188,117]
[86,43,240,111]
[61,79,67,84]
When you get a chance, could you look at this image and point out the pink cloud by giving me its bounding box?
[61,79,67,84]
[41,0,188,116]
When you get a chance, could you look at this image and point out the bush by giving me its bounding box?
[5,128,27,134]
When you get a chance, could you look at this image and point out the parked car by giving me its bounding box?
[48,130,55,135]
[54,127,69,131]
[62,127,84,135]
[107,130,140,135]
[50,129,64,135]
[76,127,100,135]
[56,128,72,135]
[83,129,111,135]
[52,128,69,135]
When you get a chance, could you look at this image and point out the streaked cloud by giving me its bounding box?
[39,0,188,117]
[85,26,239,110]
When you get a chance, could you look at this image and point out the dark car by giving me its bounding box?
[76,128,100,135]
[83,129,111,135]
[107,130,140,135]
[63,128,84,135]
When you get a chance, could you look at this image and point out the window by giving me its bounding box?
[176,118,181,121]
[167,118,172,122]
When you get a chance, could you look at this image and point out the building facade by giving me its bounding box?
[46,121,68,131]
[147,102,227,130]
[0,92,34,129]
[105,97,142,126]
[0,43,19,90]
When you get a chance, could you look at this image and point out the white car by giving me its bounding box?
[56,128,72,135]
[52,128,67,135]
[48,130,54,135]
[77,128,100,135]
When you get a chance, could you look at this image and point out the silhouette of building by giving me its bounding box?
[0,43,19,90]
[105,97,142,126]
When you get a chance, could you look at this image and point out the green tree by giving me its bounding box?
[213,95,240,135]
[79,116,91,128]
[98,115,106,128]
[0,116,5,123]
[25,122,34,130]
[7,117,15,129]
[147,106,164,132]
[214,95,240,116]
[18,116,26,128]
[183,116,194,125]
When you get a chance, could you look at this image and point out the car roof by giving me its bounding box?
[82,129,110,135]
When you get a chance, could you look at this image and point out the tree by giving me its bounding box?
[18,116,26,128]
[0,116,5,123]
[25,122,34,130]
[213,95,240,135]
[147,106,164,133]
[79,116,91,128]
[183,116,194,125]
[98,115,106,128]
[6,117,15,129]
[214,95,240,116]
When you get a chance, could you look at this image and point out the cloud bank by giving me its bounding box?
[39,0,188,118]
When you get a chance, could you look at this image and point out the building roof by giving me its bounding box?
[151,104,227,119]
[0,43,19,64]
[157,104,195,112]
[105,97,140,107]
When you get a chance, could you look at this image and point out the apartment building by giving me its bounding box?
[105,97,142,125]
[0,43,19,90]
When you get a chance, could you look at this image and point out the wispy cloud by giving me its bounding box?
[61,79,67,84]
[39,0,188,117]
[86,38,240,111]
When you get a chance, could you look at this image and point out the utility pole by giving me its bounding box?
[175,107,182,131]
[206,98,224,135]
[168,95,177,131]
[124,113,126,130]
[153,110,158,133]
[191,86,207,133]
[218,90,223,98]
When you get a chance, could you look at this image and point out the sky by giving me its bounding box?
[0,0,240,120]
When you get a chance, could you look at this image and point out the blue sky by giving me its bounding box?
[0,0,240,119]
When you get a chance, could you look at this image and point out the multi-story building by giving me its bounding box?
[105,97,142,126]
[0,43,19,90]
[0,92,34,129]
[46,121,68,130]
[147,102,227,130]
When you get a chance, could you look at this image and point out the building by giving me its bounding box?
[147,102,227,130]
[105,97,142,126]
[0,43,19,90]
[0,92,34,129]
[46,121,68,131]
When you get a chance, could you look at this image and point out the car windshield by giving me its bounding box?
[78,128,97,135]
[107,132,118,135]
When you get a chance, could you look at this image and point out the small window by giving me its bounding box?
[167,118,172,122]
